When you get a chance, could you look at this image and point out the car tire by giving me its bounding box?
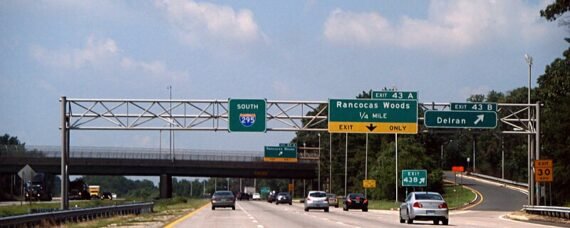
[276,202,279,205]
[407,219,413,224]
[362,208,368,212]
[433,220,439,225]
[343,207,348,211]
[442,219,449,225]
[304,208,309,212]
[399,216,405,223]
[212,206,215,210]
[335,205,339,208]
[232,206,235,210]
[325,208,329,212]
[289,202,292,205]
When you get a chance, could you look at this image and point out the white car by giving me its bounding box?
[252,193,261,200]
[304,191,329,212]
[400,192,449,225]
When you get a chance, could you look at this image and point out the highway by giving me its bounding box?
[167,173,562,228]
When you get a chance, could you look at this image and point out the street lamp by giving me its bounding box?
[525,53,534,205]
[318,133,321,191]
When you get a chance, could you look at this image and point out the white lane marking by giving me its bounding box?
[498,214,558,227]
[237,202,263,226]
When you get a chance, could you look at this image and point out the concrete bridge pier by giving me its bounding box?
[160,174,172,199]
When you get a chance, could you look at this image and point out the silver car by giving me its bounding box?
[304,191,329,212]
[211,190,235,210]
[400,192,449,225]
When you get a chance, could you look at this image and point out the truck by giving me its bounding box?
[69,179,90,200]
[24,173,52,201]
[88,185,100,199]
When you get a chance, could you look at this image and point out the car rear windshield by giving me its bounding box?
[349,194,365,199]
[415,193,443,200]
[309,192,327,197]
[327,194,336,197]
[214,191,233,196]
[278,192,290,196]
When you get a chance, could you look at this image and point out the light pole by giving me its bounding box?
[525,54,535,205]
[167,85,174,163]
[329,133,332,193]
[318,133,321,191]
[440,140,452,168]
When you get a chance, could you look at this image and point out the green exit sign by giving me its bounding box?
[228,99,266,132]
[451,102,497,112]
[372,91,418,100]
[401,169,427,187]
[424,111,497,129]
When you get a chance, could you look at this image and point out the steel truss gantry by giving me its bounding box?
[60,97,540,209]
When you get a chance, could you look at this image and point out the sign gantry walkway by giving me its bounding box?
[60,97,541,210]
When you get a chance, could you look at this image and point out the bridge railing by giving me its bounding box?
[1,145,316,163]
[0,202,153,228]
[523,205,570,219]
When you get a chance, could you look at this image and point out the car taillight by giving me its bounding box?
[364,199,368,204]
[325,197,329,202]
[413,202,422,208]
[306,198,310,202]
[346,198,352,204]
[439,203,448,209]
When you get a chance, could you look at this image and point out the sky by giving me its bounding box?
[1,0,567,154]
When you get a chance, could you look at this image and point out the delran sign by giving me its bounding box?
[228,99,266,132]
[328,98,418,134]
[424,111,497,129]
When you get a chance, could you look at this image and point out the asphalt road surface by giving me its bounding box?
[169,199,560,228]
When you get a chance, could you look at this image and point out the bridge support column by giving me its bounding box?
[160,174,172,199]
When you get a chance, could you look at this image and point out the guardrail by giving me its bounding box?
[470,172,528,188]
[0,202,153,228]
[523,205,570,219]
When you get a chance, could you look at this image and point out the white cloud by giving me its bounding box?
[324,0,550,51]
[155,0,264,47]
[31,36,186,80]
[31,36,119,69]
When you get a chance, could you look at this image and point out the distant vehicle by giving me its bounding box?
[252,193,261,200]
[24,173,52,201]
[304,191,329,212]
[88,185,100,200]
[101,192,113,200]
[267,191,276,203]
[327,193,339,208]
[243,186,256,195]
[211,191,235,210]
[237,192,250,201]
[69,179,90,200]
[275,192,292,205]
[343,193,368,212]
[399,192,449,225]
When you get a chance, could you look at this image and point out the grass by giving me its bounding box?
[0,199,128,217]
[67,197,209,228]
[442,184,476,209]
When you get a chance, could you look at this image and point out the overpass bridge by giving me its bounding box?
[0,146,317,198]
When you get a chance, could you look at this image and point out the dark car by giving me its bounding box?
[275,192,292,205]
[343,193,368,212]
[267,191,276,203]
[237,192,250,200]
[211,190,235,210]
[101,192,113,200]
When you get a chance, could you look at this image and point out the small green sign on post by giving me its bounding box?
[450,102,497,112]
[229,99,266,132]
[401,169,427,187]
[264,146,298,162]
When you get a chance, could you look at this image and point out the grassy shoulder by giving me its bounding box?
[365,184,475,210]
[0,199,129,217]
[67,197,209,228]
